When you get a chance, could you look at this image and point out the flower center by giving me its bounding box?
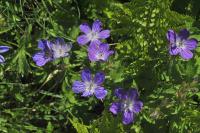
[52,44,68,58]
[88,31,99,41]
[85,81,97,93]
[97,52,104,60]
[45,50,53,58]
[176,41,183,47]
[122,99,133,112]
[57,48,65,56]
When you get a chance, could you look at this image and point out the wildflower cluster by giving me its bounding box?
[75,20,143,124]
[77,20,114,62]
[0,19,198,126]
[33,38,72,66]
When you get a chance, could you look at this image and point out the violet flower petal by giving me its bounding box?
[94,72,105,85]
[80,23,91,34]
[180,48,193,60]
[133,101,143,113]
[82,90,93,97]
[122,110,134,125]
[81,69,91,82]
[178,29,189,40]
[169,46,180,55]
[115,88,125,99]
[184,39,198,50]
[90,39,101,47]
[32,52,50,66]
[94,87,107,99]
[0,46,10,53]
[109,102,121,115]
[72,81,85,93]
[0,55,5,63]
[166,29,176,44]
[98,30,110,39]
[77,35,90,45]
[92,20,102,32]
[129,89,139,100]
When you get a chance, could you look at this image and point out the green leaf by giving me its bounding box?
[46,122,54,133]
[15,93,24,102]
[69,117,89,133]
[0,14,13,34]
[11,46,30,75]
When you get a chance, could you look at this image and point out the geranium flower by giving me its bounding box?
[33,40,54,66]
[167,29,198,60]
[88,43,114,62]
[77,19,110,46]
[72,69,107,100]
[109,88,143,125]
[0,46,10,63]
[33,38,72,66]
[52,38,72,59]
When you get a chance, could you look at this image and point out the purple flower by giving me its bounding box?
[167,29,198,60]
[109,88,143,125]
[88,43,114,62]
[0,46,10,63]
[33,38,72,66]
[52,38,72,59]
[77,19,110,46]
[72,69,107,100]
[32,40,54,66]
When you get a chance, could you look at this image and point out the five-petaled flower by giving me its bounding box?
[77,19,110,46]
[0,46,10,63]
[109,88,143,125]
[88,43,114,62]
[33,38,72,66]
[33,40,54,66]
[52,38,72,59]
[167,29,198,60]
[72,69,107,100]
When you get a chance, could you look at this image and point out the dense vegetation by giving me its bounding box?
[0,0,200,132]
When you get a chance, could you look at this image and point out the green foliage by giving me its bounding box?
[0,0,200,132]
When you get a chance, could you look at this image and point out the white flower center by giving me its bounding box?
[176,40,183,47]
[97,52,104,60]
[175,38,186,48]
[85,81,97,93]
[122,99,134,112]
[87,31,99,41]
[52,45,68,58]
